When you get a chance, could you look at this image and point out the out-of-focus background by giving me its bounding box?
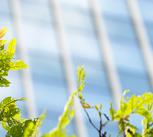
[0,0,153,136]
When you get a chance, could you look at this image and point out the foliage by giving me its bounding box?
[0,27,43,137]
[0,27,27,87]
[109,91,153,137]
[0,27,153,137]
[42,91,77,137]
[0,27,78,137]
[77,66,109,137]
[0,97,44,137]
[76,66,153,137]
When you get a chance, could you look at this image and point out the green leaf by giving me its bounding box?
[6,38,16,57]
[42,91,77,137]
[77,66,85,92]
[9,60,28,70]
[109,103,116,120]
[0,27,7,38]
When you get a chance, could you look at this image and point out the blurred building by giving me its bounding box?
[0,0,153,136]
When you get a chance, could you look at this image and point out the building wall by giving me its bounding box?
[0,0,152,136]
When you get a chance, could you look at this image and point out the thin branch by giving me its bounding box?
[103,113,110,121]
[83,108,99,132]
[99,112,103,137]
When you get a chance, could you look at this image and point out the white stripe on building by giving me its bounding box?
[89,0,122,108]
[127,0,153,90]
[9,0,37,117]
[50,0,88,137]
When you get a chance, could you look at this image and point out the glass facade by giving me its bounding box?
[102,0,151,94]
[0,0,152,136]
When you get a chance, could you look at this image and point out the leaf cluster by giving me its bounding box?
[0,27,45,137]
[0,97,44,137]
[0,27,27,87]
[77,66,110,137]
[76,67,153,137]
[110,91,153,137]
[0,27,77,137]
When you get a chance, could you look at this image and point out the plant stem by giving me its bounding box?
[83,108,99,132]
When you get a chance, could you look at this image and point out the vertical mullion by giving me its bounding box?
[88,0,122,108]
[9,0,37,117]
[50,0,88,137]
[127,0,153,90]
